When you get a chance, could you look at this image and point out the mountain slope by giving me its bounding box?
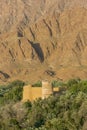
[0,0,87,83]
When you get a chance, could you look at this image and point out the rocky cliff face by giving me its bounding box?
[0,0,87,83]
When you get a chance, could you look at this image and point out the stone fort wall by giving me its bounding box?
[22,81,59,102]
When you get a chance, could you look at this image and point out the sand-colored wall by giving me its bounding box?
[54,87,60,92]
[22,84,60,102]
[32,87,42,100]
[42,81,53,99]
[23,85,32,102]
[22,86,42,102]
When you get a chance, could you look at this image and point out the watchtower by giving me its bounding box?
[42,80,53,99]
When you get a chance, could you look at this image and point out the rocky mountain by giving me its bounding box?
[0,0,87,83]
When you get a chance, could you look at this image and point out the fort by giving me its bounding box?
[22,80,60,102]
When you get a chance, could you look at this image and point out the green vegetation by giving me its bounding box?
[32,81,42,87]
[51,80,66,87]
[0,80,25,105]
[0,79,87,130]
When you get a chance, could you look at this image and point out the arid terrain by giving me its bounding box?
[0,0,87,83]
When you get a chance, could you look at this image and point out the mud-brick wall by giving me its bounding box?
[42,81,53,99]
[22,86,42,102]
[22,82,60,101]
[22,85,32,102]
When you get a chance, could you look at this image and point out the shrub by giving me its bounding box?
[32,81,42,87]
[51,80,65,87]
[0,80,25,105]
[7,80,25,88]
[67,78,80,88]
[24,100,32,108]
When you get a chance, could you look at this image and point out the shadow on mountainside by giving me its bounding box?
[28,40,44,62]
[0,71,10,79]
